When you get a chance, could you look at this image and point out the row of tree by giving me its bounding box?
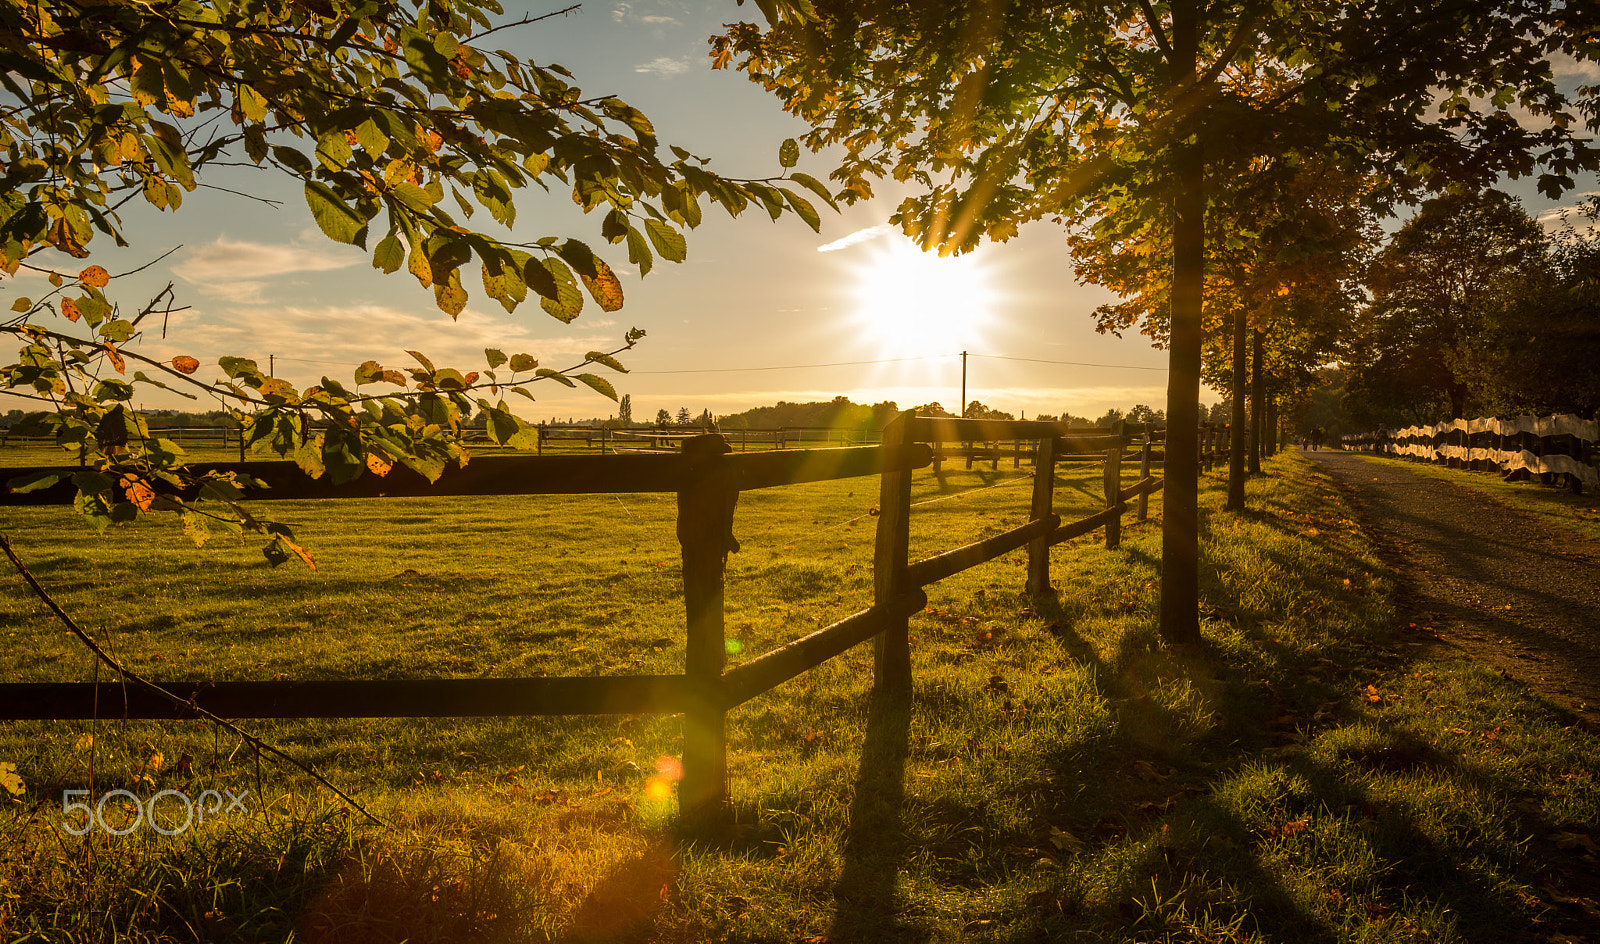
[1341,192,1600,427]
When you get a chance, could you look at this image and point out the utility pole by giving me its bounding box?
[960,350,967,418]
[268,354,275,377]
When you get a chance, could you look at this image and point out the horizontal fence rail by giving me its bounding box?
[1,412,1170,831]
[1348,413,1598,491]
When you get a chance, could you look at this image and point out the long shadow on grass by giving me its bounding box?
[829,683,925,944]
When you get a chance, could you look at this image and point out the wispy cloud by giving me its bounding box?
[817,224,895,252]
[634,56,690,77]
[172,237,361,303]
[152,303,629,389]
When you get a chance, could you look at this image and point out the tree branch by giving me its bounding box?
[0,533,387,828]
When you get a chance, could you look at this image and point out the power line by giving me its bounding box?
[630,352,1168,375]
[226,350,1169,375]
[967,353,1168,371]
[630,355,950,375]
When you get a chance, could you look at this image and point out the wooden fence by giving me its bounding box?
[1346,414,1598,493]
[0,412,1164,830]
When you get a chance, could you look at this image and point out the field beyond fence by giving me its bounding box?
[3,447,1599,943]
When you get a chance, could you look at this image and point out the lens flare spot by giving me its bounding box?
[655,755,683,781]
[725,639,743,656]
[643,776,673,802]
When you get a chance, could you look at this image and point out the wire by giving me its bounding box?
[968,353,1168,371]
[630,355,951,375]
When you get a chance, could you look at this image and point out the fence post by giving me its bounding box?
[676,433,736,831]
[1026,435,1059,594]
[1104,430,1124,550]
[873,412,914,693]
[1138,425,1152,523]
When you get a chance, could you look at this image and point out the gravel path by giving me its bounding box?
[1306,449,1600,727]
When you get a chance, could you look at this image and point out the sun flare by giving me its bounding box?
[850,236,996,358]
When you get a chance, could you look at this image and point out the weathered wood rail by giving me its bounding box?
[0,412,1164,830]
[1346,414,1598,493]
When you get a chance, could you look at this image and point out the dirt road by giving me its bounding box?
[1306,449,1600,727]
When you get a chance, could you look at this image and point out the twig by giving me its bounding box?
[0,534,388,827]
[468,5,581,43]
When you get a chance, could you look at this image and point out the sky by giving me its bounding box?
[10,1,1599,424]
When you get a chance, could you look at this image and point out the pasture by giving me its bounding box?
[1,453,1597,943]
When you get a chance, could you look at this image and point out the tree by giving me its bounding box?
[715,0,1596,643]
[1345,190,1549,423]
[655,409,673,429]
[1,0,831,563]
[617,394,633,427]
[1450,199,1600,419]
[675,407,693,427]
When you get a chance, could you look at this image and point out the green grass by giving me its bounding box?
[1332,449,1600,543]
[1,455,1597,943]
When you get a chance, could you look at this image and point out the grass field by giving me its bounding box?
[1,452,1597,943]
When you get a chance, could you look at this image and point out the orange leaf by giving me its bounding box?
[365,452,393,477]
[170,355,200,374]
[463,371,479,385]
[120,474,155,510]
[104,343,126,375]
[61,298,82,322]
[379,369,406,386]
[78,265,110,288]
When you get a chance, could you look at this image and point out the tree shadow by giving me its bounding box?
[828,683,923,943]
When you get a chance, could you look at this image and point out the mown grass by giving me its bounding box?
[1331,448,1600,544]
[1,453,1597,943]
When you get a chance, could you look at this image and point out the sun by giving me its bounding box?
[850,236,996,358]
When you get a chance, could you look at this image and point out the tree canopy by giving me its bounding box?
[0,0,830,564]
[715,0,1599,642]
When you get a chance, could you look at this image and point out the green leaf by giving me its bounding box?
[643,219,687,263]
[355,360,384,384]
[625,226,654,276]
[217,356,259,379]
[315,130,353,171]
[779,137,800,168]
[6,471,62,494]
[305,181,368,247]
[485,348,508,369]
[787,172,840,211]
[406,350,436,372]
[509,353,537,372]
[535,368,577,387]
[575,373,618,400]
[98,319,134,342]
[373,233,404,273]
[781,188,821,232]
[585,352,629,373]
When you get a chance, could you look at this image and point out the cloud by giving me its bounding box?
[1551,52,1599,80]
[634,57,690,77]
[640,14,679,25]
[172,237,361,302]
[151,303,630,394]
[816,224,895,252]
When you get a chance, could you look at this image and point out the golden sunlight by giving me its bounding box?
[850,236,996,358]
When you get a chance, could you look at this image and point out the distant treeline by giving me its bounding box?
[5,398,1236,434]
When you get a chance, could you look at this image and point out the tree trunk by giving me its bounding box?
[1249,327,1264,475]
[1227,308,1248,511]
[1160,0,1204,647]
